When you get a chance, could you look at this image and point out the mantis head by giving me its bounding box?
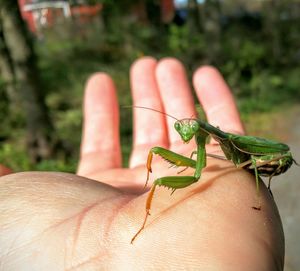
[127,106,201,143]
[174,119,200,143]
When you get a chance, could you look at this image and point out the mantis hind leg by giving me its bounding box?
[267,162,285,198]
[251,157,261,210]
[131,175,198,244]
[267,179,274,198]
[267,174,276,198]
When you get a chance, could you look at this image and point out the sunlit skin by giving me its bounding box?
[0,57,284,270]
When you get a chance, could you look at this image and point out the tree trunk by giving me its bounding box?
[202,0,221,64]
[0,21,19,108]
[0,1,55,162]
[188,0,202,33]
[263,0,281,65]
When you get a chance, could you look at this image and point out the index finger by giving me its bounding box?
[77,73,121,176]
[129,57,169,168]
[193,66,245,135]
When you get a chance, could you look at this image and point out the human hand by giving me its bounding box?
[0,57,284,270]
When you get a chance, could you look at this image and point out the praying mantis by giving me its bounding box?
[130,106,297,244]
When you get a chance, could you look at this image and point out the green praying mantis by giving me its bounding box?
[130,106,297,244]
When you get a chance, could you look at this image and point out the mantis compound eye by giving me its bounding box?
[191,121,199,132]
[174,121,181,131]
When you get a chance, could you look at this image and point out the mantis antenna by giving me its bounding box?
[123,105,179,121]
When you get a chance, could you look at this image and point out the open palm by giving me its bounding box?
[0,58,284,270]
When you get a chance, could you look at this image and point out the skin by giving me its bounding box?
[0,57,284,271]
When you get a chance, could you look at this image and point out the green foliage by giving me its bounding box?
[0,143,31,171]
[0,142,77,172]
[34,159,77,172]
[1,2,300,172]
[168,24,190,53]
[233,40,265,71]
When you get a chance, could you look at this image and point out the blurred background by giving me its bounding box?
[0,0,299,269]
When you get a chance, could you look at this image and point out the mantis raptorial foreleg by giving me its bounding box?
[131,175,198,244]
[131,132,208,243]
[144,147,197,188]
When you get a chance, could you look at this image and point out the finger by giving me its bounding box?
[130,57,169,168]
[77,73,121,176]
[193,66,245,135]
[156,58,196,151]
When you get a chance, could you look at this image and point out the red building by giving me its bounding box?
[18,0,102,33]
[18,0,175,33]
